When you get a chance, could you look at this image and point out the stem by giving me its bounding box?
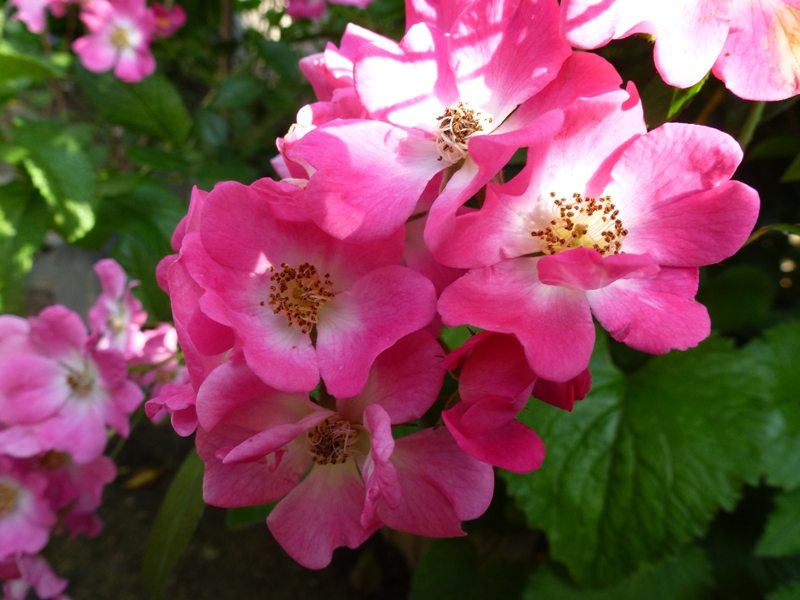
[695,87,725,126]
[738,101,766,151]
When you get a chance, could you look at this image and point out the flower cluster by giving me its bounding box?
[10,0,185,83]
[0,259,182,598]
[152,0,765,569]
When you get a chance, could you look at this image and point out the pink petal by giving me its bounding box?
[537,249,660,291]
[361,404,401,527]
[532,369,592,411]
[458,333,535,405]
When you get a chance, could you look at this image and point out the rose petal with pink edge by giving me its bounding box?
[0,356,67,425]
[439,258,595,382]
[376,427,494,535]
[289,119,445,241]
[561,0,650,49]
[532,368,592,411]
[336,330,444,424]
[588,267,710,355]
[267,461,378,569]
[443,404,545,473]
[458,332,535,405]
[361,404,400,527]
[316,265,436,399]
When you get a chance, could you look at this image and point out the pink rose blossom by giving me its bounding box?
[197,332,493,568]
[0,554,69,600]
[0,457,55,560]
[561,0,800,101]
[438,84,759,382]
[10,0,67,34]
[150,2,185,38]
[72,0,156,83]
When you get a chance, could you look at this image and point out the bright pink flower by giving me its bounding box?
[0,554,69,600]
[0,306,143,462]
[10,0,67,34]
[442,332,590,473]
[72,0,156,83]
[285,0,374,20]
[150,2,185,38]
[561,0,800,101]
[438,85,759,382]
[0,457,55,560]
[88,258,147,360]
[180,179,437,398]
[289,0,571,243]
[197,332,493,568]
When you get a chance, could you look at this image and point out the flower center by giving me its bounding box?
[435,101,494,164]
[107,315,126,334]
[261,263,334,335]
[532,192,628,256]
[306,415,360,466]
[67,369,94,398]
[39,451,69,470]
[109,26,131,49]
[0,480,19,516]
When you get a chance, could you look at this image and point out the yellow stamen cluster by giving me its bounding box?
[435,101,493,163]
[262,263,334,334]
[306,415,360,465]
[67,370,94,398]
[109,26,131,49]
[532,192,628,256]
[39,451,69,470]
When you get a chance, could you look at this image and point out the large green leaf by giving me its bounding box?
[14,121,97,242]
[743,321,800,490]
[523,546,712,600]
[0,180,47,313]
[757,489,800,558]
[0,43,65,85]
[76,68,191,145]
[142,449,205,600]
[410,538,527,600]
[771,583,800,600]
[503,335,767,587]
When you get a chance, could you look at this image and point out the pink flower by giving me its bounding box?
[179,179,437,398]
[442,332,590,473]
[437,84,759,382]
[0,554,69,600]
[285,0,375,20]
[196,331,493,568]
[88,258,147,360]
[9,0,67,34]
[288,0,572,243]
[150,2,185,38]
[561,0,800,101]
[0,306,144,462]
[0,457,55,560]
[72,0,156,83]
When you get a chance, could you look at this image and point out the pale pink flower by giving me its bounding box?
[88,258,147,360]
[561,0,800,101]
[437,84,759,382]
[9,0,67,34]
[72,0,156,83]
[196,332,493,568]
[0,457,55,560]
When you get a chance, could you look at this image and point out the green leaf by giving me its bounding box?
[743,321,800,490]
[254,38,302,82]
[748,135,800,160]
[503,335,767,587]
[757,489,800,558]
[746,223,800,245]
[194,109,229,148]
[697,265,775,332]
[410,538,527,600]
[125,145,189,173]
[667,73,708,120]
[782,152,800,182]
[0,180,47,313]
[15,121,97,242]
[524,546,713,600]
[440,325,475,351]
[212,73,265,109]
[0,44,64,85]
[226,503,276,530]
[771,583,800,600]
[76,68,192,145]
[142,449,205,600]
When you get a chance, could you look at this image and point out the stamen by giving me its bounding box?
[107,315,126,334]
[67,370,94,398]
[435,101,494,164]
[0,480,19,516]
[532,192,627,256]
[109,26,131,49]
[261,263,334,334]
[306,415,360,465]
[39,451,70,470]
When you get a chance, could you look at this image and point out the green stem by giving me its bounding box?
[738,101,766,151]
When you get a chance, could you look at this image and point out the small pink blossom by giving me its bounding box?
[72,0,156,83]
[0,554,69,600]
[150,2,185,38]
[9,0,67,34]
[0,457,55,560]
[285,0,375,20]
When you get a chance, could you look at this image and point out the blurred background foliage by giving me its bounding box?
[1,0,800,597]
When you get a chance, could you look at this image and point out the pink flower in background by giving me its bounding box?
[88,259,147,360]
[150,2,185,38]
[9,0,67,34]
[285,0,375,20]
[0,554,69,600]
[72,0,156,83]
[438,85,760,382]
[197,332,493,568]
[0,457,55,560]
[561,0,800,101]
[442,332,590,473]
